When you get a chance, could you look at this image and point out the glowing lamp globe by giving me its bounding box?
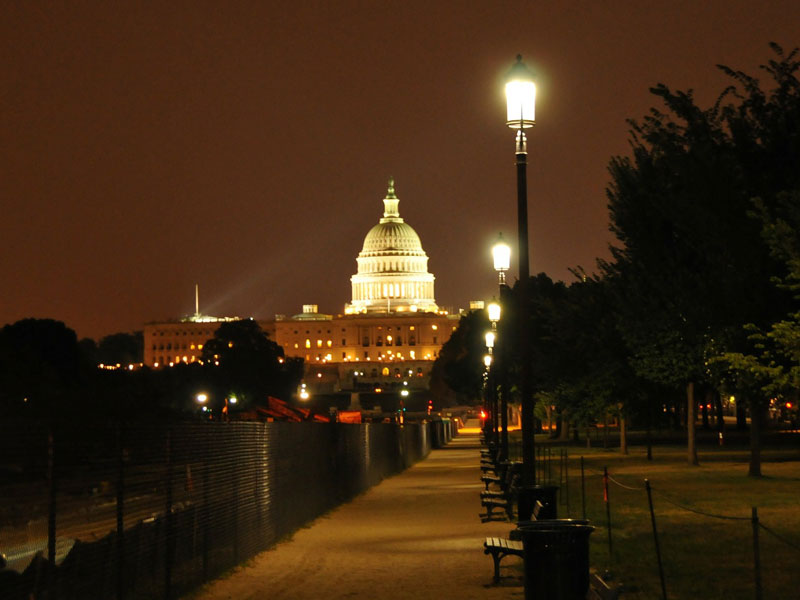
[505,55,536,129]
[492,234,511,273]
[487,300,501,323]
[485,331,496,349]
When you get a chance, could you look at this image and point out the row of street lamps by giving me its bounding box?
[482,55,537,503]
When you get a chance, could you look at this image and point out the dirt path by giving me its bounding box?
[186,426,523,600]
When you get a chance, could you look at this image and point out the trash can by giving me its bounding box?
[518,520,595,600]
[517,484,559,521]
[510,518,589,541]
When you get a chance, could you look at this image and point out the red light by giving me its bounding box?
[786,402,793,409]
[480,409,487,420]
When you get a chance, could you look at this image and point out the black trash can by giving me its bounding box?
[510,518,589,541]
[518,520,595,600]
[517,484,559,521]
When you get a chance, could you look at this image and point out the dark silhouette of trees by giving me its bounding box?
[201,319,303,408]
[603,43,799,472]
[0,318,89,418]
[430,310,489,406]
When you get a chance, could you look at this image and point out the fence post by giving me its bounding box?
[47,428,56,595]
[202,427,210,582]
[164,429,174,600]
[645,479,667,600]
[752,507,762,600]
[580,456,586,520]
[564,447,570,516]
[116,422,125,600]
[604,466,612,559]
[232,429,240,564]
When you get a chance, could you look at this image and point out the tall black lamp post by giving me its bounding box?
[505,54,537,490]
[491,234,510,460]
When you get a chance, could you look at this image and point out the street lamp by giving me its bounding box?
[505,54,537,492]
[488,293,509,462]
[484,330,496,349]
[487,299,502,323]
[492,234,511,286]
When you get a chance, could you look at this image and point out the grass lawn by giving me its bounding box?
[507,431,800,599]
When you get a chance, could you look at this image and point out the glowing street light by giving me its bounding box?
[492,233,511,286]
[195,393,208,404]
[505,55,536,128]
[504,54,537,498]
[487,300,502,324]
[485,330,496,349]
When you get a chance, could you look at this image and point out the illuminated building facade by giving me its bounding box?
[143,180,461,396]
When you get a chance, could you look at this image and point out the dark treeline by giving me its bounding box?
[433,44,800,476]
[0,318,303,422]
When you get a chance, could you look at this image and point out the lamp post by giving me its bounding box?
[482,352,493,440]
[484,329,499,448]
[505,54,536,489]
[487,296,507,460]
[492,233,512,458]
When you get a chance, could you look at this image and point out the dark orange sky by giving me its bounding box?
[2,1,798,340]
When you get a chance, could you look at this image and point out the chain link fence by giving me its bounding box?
[0,418,454,599]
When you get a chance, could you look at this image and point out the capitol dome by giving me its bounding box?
[346,179,438,314]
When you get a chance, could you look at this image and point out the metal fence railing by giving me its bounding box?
[0,418,455,599]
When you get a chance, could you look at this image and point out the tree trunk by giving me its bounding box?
[620,414,628,455]
[603,413,609,449]
[714,391,725,431]
[736,399,748,431]
[558,415,570,441]
[546,404,553,437]
[687,381,699,466]
[749,398,763,477]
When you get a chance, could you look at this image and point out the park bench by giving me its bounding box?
[483,536,523,583]
[480,468,520,522]
[483,501,543,583]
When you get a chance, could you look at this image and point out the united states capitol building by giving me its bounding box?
[144,180,470,396]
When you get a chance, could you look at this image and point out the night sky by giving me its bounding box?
[2,1,799,341]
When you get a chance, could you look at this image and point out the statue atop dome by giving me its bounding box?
[345,180,438,315]
[382,177,401,221]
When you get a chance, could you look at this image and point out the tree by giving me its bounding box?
[603,44,800,471]
[0,318,88,417]
[200,318,301,407]
[430,310,489,406]
[96,331,143,367]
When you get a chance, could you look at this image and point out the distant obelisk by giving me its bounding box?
[195,284,200,318]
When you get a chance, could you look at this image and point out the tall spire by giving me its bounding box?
[382,177,401,220]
